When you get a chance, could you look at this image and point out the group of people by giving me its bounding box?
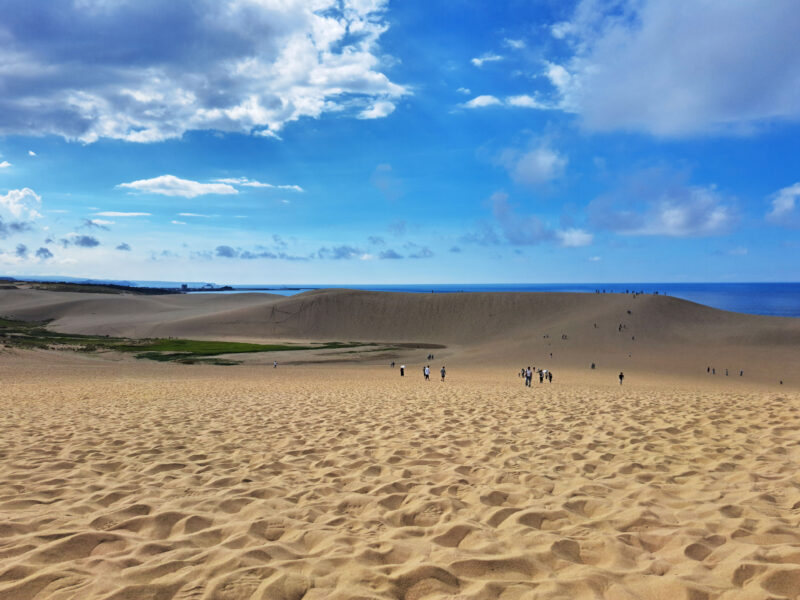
[423,364,446,381]
[520,366,552,386]
[394,362,445,381]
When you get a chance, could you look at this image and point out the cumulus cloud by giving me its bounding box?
[766,182,800,227]
[0,218,32,239]
[116,242,131,251]
[462,94,555,111]
[0,0,407,143]
[379,249,402,259]
[35,247,53,260]
[358,101,396,119]
[0,188,42,219]
[542,0,800,136]
[462,95,503,109]
[471,53,503,67]
[0,161,10,169]
[28,150,36,157]
[504,38,526,50]
[15,243,27,258]
[499,145,568,185]
[408,246,433,259]
[74,235,100,248]
[317,245,363,260]
[588,170,736,236]
[368,236,385,245]
[215,245,238,258]
[119,175,237,198]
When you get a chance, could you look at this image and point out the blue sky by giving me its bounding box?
[0,0,799,284]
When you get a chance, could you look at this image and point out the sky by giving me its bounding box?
[0,0,799,284]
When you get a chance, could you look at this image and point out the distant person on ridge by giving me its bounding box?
[619,371,624,385]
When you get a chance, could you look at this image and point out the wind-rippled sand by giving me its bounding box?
[2,357,800,600]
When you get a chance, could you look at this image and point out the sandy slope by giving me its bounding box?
[1,354,800,599]
[1,289,800,599]
[0,288,797,385]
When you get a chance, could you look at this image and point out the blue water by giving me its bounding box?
[190,283,800,318]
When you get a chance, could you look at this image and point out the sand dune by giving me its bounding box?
[2,289,800,598]
[0,287,797,384]
[1,356,800,599]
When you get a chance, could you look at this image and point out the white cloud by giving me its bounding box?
[0,0,407,143]
[171,220,187,225]
[118,175,237,198]
[89,219,114,226]
[506,95,549,109]
[557,228,593,247]
[358,100,396,119]
[471,53,503,67]
[501,145,568,185]
[0,188,42,219]
[542,0,800,136]
[0,161,11,169]
[589,255,601,262]
[94,211,151,217]
[178,213,212,218]
[28,150,36,157]
[215,177,304,192]
[503,38,526,50]
[460,94,556,111]
[766,182,800,225]
[589,170,736,237]
[463,95,502,109]
[457,87,471,95]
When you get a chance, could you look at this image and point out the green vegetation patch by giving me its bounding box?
[0,315,378,363]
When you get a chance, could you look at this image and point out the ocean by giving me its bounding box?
[192,282,800,318]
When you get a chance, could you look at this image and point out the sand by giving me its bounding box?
[1,352,800,600]
[2,289,800,599]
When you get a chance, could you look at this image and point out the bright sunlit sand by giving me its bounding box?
[2,289,800,599]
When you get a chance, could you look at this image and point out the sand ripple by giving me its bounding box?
[2,366,800,599]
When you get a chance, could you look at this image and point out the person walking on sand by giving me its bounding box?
[273,360,277,368]
[539,369,544,384]
[548,371,553,383]
[400,365,405,377]
[619,371,624,385]
[525,366,532,387]
[424,365,430,381]
[441,366,446,382]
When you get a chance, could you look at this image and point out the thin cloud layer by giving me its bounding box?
[0,0,407,143]
[119,175,237,198]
